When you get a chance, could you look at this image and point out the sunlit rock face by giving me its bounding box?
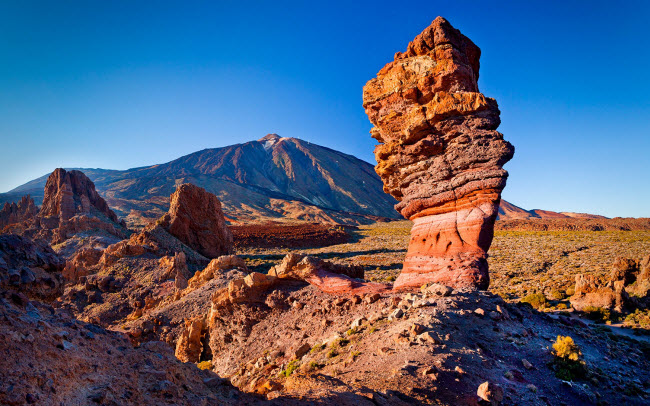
[362,17,514,290]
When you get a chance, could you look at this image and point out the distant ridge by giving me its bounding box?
[0,135,401,228]
[496,200,608,221]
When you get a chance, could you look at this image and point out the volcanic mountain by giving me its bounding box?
[1,135,401,228]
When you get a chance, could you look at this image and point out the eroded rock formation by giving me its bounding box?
[3,169,128,247]
[0,195,38,229]
[571,255,650,312]
[40,168,119,223]
[158,183,233,259]
[362,17,514,290]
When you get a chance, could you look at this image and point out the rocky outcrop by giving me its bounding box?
[158,184,233,259]
[40,168,119,222]
[187,255,249,291]
[0,195,38,229]
[212,254,386,306]
[158,252,191,290]
[3,169,128,246]
[95,184,231,269]
[0,234,64,302]
[62,247,103,282]
[570,274,629,313]
[174,316,207,363]
[362,17,514,290]
[568,256,650,312]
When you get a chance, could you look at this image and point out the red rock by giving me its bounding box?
[268,253,389,295]
[362,17,514,290]
[0,195,38,229]
[4,169,127,246]
[40,168,120,223]
[158,183,233,258]
[62,247,103,282]
[174,316,206,363]
[188,255,248,290]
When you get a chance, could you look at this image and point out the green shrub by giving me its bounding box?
[582,306,611,323]
[284,360,300,377]
[346,327,358,336]
[310,343,325,354]
[549,290,567,301]
[307,361,323,371]
[550,335,587,381]
[521,293,547,309]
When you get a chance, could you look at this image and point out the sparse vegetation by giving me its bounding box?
[550,335,587,381]
[582,306,612,323]
[310,343,325,353]
[624,309,650,328]
[284,360,300,377]
[196,361,212,370]
[521,293,547,309]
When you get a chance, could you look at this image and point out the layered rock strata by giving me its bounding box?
[362,17,514,290]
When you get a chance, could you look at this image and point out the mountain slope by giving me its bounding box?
[1,135,401,227]
[496,199,608,220]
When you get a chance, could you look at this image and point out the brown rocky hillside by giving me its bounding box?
[0,135,400,228]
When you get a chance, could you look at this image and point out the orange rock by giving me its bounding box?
[158,183,233,259]
[362,17,514,290]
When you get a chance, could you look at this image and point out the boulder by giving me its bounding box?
[477,381,503,405]
[362,17,514,290]
[158,184,233,258]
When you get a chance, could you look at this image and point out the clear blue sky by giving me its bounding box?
[1,1,648,217]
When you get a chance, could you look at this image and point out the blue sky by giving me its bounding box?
[0,1,648,217]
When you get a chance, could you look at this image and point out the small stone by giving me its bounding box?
[489,311,502,320]
[477,381,504,405]
[522,359,533,370]
[418,331,441,344]
[455,366,465,375]
[350,317,367,329]
[365,293,380,304]
[421,367,438,380]
[334,297,347,306]
[352,295,362,304]
[293,343,311,359]
[474,308,485,316]
[409,323,425,336]
[389,308,404,320]
[378,347,393,356]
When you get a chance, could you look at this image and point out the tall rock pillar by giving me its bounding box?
[362,17,514,290]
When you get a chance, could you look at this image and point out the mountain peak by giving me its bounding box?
[258,133,281,142]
